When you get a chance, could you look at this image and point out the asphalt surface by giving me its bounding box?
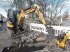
[0,30,12,52]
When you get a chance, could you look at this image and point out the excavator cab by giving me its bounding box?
[7,9,24,35]
[57,32,66,40]
[56,32,66,48]
[56,31,70,48]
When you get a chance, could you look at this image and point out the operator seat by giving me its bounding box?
[57,32,66,40]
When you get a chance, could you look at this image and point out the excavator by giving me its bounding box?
[7,4,47,35]
[56,31,70,48]
[6,4,49,50]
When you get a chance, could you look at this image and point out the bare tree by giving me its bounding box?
[12,0,66,25]
[46,0,65,25]
[14,0,33,9]
[4,0,14,12]
[63,10,69,19]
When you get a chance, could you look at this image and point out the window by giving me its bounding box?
[8,9,13,18]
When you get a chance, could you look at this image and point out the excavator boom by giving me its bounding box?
[18,4,46,26]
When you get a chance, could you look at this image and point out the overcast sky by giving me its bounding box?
[63,0,70,14]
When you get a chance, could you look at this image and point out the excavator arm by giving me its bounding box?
[18,7,36,24]
[35,7,46,25]
[18,4,46,26]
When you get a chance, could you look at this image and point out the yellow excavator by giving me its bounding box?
[7,4,47,34]
[56,31,70,48]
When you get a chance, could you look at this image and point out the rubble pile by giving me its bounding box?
[0,30,70,52]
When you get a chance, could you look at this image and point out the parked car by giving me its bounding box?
[0,14,4,28]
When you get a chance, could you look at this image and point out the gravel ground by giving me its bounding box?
[0,29,70,52]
